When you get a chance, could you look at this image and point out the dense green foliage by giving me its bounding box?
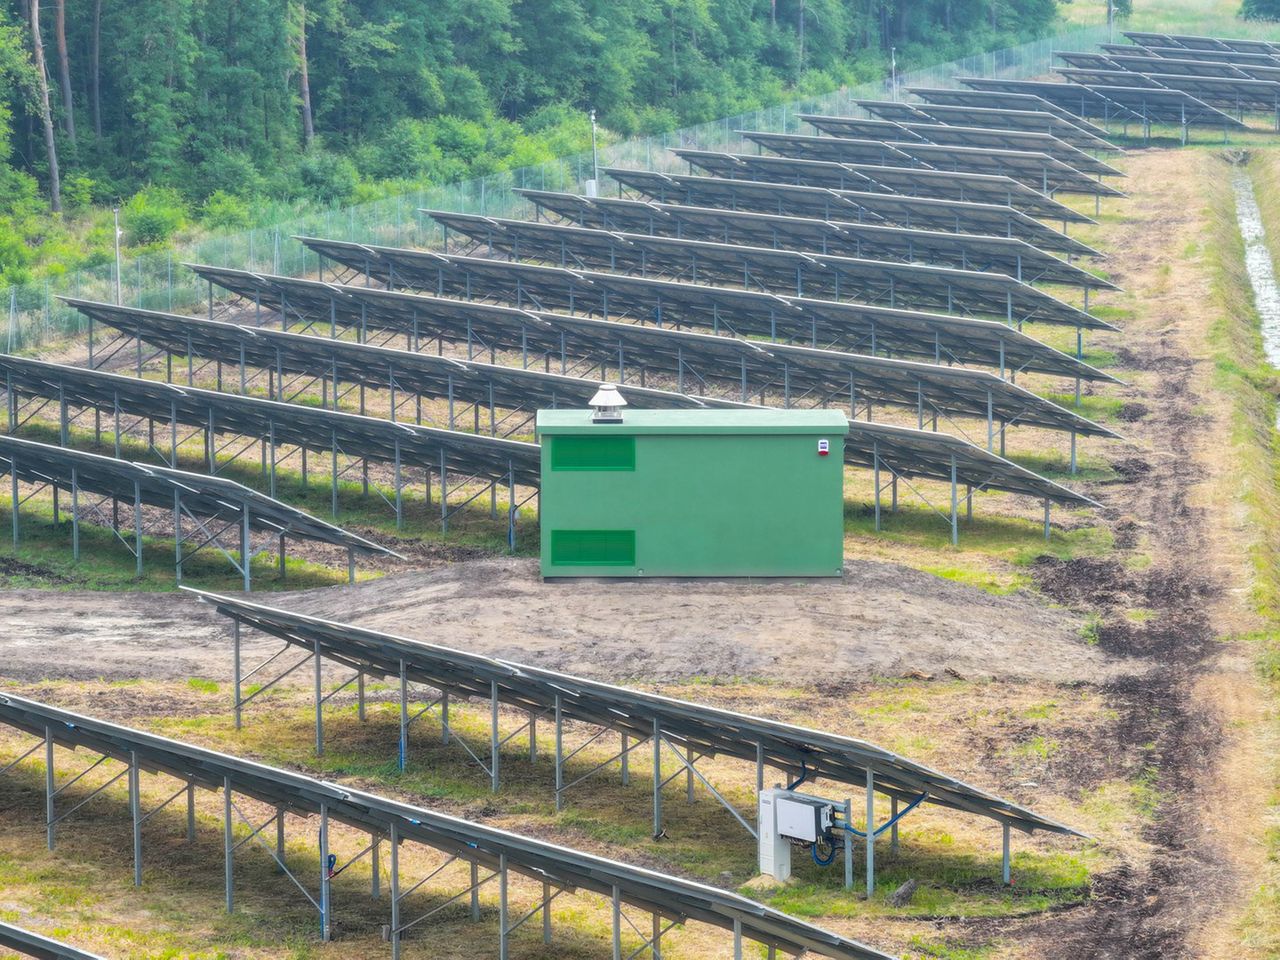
[0,0,1062,284]
[1242,0,1280,20]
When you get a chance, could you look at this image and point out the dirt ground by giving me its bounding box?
[0,145,1276,960]
[0,556,1121,684]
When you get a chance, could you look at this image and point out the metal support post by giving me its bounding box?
[866,769,876,898]
[471,860,481,921]
[652,719,663,838]
[319,803,332,941]
[44,727,54,850]
[611,885,622,960]
[843,797,853,890]
[490,679,500,793]
[499,854,509,960]
[70,469,79,561]
[949,456,958,546]
[130,751,142,886]
[621,733,629,785]
[554,695,563,811]
[390,822,401,960]
[224,777,234,913]
[232,621,242,729]
[890,797,899,855]
[1002,822,1011,886]
[398,659,408,771]
[314,639,324,756]
[187,782,196,842]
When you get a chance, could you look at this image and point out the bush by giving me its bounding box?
[1242,0,1280,18]
[295,150,360,205]
[122,185,187,246]
[61,174,97,211]
[201,190,250,230]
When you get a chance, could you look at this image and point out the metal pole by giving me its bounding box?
[319,803,331,941]
[398,658,408,771]
[491,678,500,793]
[1002,822,1011,885]
[843,797,853,890]
[130,750,142,886]
[611,885,622,960]
[390,822,401,960]
[224,777,234,913]
[499,854,510,960]
[232,621,242,730]
[471,860,480,921]
[866,769,876,898]
[652,720,662,837]
[187,782,196,843]
[554,695,563,812]
[44,727,54,850]
[314,639,324,756]
[70,469,79,561]
[890,796,899,855]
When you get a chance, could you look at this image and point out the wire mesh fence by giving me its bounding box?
[4,23,1114,354]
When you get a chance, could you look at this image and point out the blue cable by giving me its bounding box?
[811,837,838,866]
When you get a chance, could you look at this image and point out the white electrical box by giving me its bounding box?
[758,788,837,882]
[758,789,792,881]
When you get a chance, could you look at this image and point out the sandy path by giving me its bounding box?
[0,557,1124,685]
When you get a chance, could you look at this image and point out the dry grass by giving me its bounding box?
[0,670,1155,959]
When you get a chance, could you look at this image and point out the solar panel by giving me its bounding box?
[1124,44,1280,68]
[1055,51,1132,72]
[0,924,104,960]
[422,209,1098,327]
[200,254,1119,385]
[908,86,1114,133]
[61,298,730,426]
[742,131,1124,197]
[0,692,890,960]
[859,100,1121,153]
[0,434,396,556]
[0,354,543,488]
[843,416,1097,505]
[1098,51,1258,79]
[958,77,1142,121]
[1053,70,1250,125]
[799,114,1123,176]
[1136,71,1280,110]
[671,149,1093,222]
[66,294,1111,501]
[605,168,1099,255]
[1125,30,1280,55]
[193,263,1118,441]
[517,189,1110,288]
[189,585,1093,844]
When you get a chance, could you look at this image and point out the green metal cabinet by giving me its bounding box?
[537,408,847,578]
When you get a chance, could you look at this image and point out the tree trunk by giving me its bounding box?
[29,0,62,212]
[298,2,314,147]
[798,0,805,70]
[91,0,101,138]
[54,0,74,144]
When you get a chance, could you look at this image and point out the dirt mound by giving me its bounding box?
[274,556,1130,685]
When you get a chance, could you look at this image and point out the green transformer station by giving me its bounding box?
[537,390,847,578]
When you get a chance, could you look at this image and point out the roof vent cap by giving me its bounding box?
[589,383,627,423]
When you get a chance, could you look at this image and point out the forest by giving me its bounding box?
[0,0,1063,285]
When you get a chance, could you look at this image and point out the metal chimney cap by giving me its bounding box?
[589,383,627,422]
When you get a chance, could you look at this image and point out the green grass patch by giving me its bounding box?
[919,565,1029,596]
